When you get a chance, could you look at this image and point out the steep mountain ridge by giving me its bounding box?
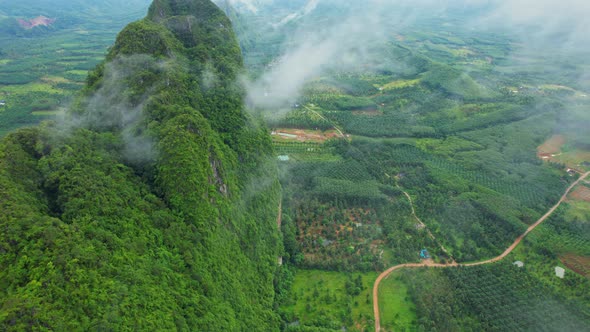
[0,0,281,330]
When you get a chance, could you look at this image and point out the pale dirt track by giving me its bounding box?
[373,172,590,332]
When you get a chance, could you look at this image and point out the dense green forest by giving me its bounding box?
[0,0,283,330]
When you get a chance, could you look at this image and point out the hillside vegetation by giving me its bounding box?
[0,0,282,330]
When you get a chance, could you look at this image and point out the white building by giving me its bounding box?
[555,266,565,279]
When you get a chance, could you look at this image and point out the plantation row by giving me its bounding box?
[273,141,324,155]
[399,262,590,331]
[267,109,332,131]
[387,144,566,209]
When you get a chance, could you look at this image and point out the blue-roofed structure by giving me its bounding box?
[420,249,430,259]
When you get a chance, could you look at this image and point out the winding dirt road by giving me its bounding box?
[373,171,590,332]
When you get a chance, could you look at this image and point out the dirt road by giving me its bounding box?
[400,188,455,261]
[373,171,590,332]
[303,104,345,138]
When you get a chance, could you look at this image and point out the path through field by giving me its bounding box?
[373,171,590,332]
[399,187,455,262]
[303,104,345,138]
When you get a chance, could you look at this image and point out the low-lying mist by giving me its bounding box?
[237,0,590,110]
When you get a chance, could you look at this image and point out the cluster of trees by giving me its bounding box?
[326,138,568,262]
[267,109,333,131]
[280,155,438,271]
[279,272,373,332]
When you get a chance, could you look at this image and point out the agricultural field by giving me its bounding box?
[280,270,378,332]
[570,184,590,203]
[377,272,417,332]
[261,2,590,329]
[0,2,149,136]
[560,253,590,278]
[376,194,590,331]
[538,134,566,157]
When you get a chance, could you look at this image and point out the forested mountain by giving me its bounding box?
[0,0,282,330]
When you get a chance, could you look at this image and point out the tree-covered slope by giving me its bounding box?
[0,0,282,330]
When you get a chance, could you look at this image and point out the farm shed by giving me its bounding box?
[555,267,565,279]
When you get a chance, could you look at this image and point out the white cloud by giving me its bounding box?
[243,0,590,109]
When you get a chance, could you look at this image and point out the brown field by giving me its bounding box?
[271,128,341,143]
[537,134,566,156]
[560,253,590,278]
[569,185,590,202]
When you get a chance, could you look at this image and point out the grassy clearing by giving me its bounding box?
[380,78,421,91]
[0,83,63,94]
[283,270,377,331]
[66,70,90,76]
[40,76,71,84]
[564,200,590,222]
[539,84,588,98]
[553,150,590,170]
[379,272,417,332]
[449,48,476,57]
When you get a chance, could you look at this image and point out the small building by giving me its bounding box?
[555,266,565,279]
[513,261,524,268]
[0,100,5,106]
[420,249,430,259]
[277,155,290,162]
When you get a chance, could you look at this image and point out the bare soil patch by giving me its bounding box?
[271,128,341,143]
[560,253,590,278]
[538,134,566,157]
[569,185,590,202]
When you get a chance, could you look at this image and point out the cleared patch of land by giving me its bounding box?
[537,135,590,170]
[539,84,589,98]
[282,270,377,331]
[378,272,417,331]
[552,150,590,170]
[560,253,590,278]
[271,128,341,143]
[569,185,590,202]
[40,76,72,84]
[379,78,421,91]
[538,134,566,156]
